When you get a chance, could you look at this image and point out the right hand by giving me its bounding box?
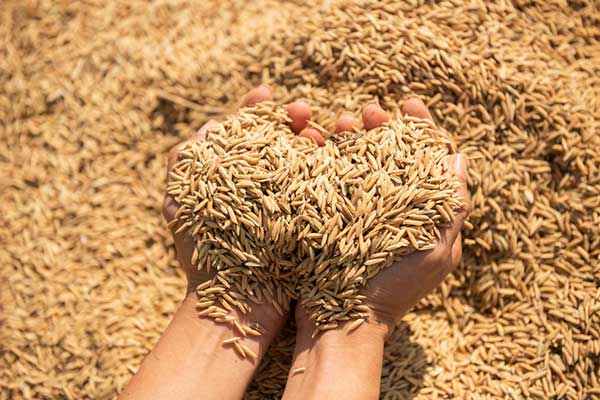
[295,98,471,338]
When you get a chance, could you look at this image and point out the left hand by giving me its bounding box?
[161,85,321,336]
[284,98,470,400]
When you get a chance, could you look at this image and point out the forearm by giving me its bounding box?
[282,320,388,400]
[119,295,276,400]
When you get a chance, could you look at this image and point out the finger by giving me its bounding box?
[401,97,433,121]
[299,127,325,146]
[192,119,219,140]
[162,194,179,223]
[431,233,463,283]
[164,121,221,241]
[240,85,273,107]
[286,100,311,134]
[449,233,463,271]
[168,120,218,177]
[166,143,184,179]
[362,103,389,130]
[164,142,188,222]
[444,154,471,243]
[335,112,360,133]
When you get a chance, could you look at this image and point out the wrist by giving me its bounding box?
[283,315,387,400]
[297,317,388,353]
[179,292,282,346]
[295,302,392,343]
[120,294,279,400]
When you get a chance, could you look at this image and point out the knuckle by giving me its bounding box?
[464,200,473,216]
[460,194,472,216]
[455,174,468,189]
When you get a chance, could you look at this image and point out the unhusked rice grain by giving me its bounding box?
[166,102,459,334]
[1,0,599,399]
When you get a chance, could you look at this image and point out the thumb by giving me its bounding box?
[445,153,471,243]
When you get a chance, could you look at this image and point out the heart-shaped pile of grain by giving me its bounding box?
[167,102,460,346]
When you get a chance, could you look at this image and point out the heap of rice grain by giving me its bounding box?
[3,0,599,398]
[167,102,460,337]
[167,104,308,325]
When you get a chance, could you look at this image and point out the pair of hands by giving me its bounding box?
[162,85,470,341]
[131,85,471,400]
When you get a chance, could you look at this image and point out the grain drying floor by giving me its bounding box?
[1,0,599,399]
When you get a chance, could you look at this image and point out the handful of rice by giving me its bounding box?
[167,102,461,338]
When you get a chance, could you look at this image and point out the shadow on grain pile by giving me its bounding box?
[244,321,427,400]
[1,0,599,399]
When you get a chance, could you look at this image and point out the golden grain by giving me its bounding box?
[3,0,599,398]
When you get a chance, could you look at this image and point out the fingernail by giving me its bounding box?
[296,98,309,105]
[454,154,467,172]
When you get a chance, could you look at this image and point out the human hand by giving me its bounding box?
[355,99,470,335]
[122,86,323,400]
[161,85,319,336]
[283,98,470,400]
[295,97,471,338]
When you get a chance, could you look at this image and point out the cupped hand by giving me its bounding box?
[162,85,317,334]
[296,98,471,337]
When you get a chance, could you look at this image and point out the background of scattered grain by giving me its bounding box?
[1,0,599,399]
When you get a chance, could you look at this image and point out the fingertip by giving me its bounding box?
[362,103,389,130]
[241,85,273,107]
[402,97,433,121]
[193,119,218,140]
[299,128,325,146]
[255,84,272,98]
[166,142,185,182]
[287,100,312,134]
[335,113,360,133]
[449,154,468,177]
